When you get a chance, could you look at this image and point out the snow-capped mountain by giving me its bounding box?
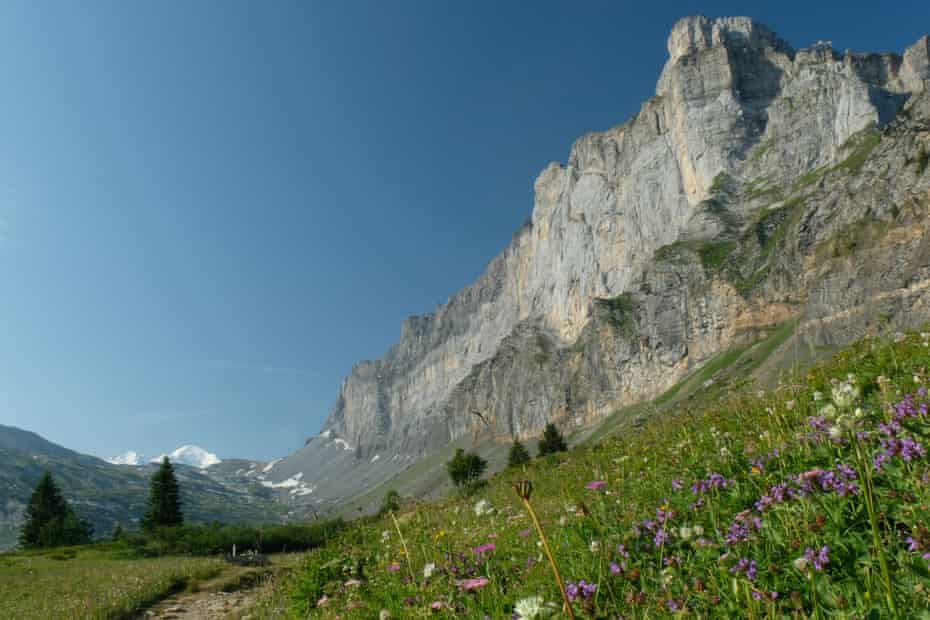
[107,450,144,466]
[152,445,221,469]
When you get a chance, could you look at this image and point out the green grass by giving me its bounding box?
[262,328,930,619]
[0,544,224,619]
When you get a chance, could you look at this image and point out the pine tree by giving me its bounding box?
[537,422,567,456]
[19,471,93,549]
[446,448,488,486]
[142,457,183,531]
[507,439,531,467]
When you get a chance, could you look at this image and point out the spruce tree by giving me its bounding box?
[19,471,93,549]
[142,457,183,531]
[537,422,567,456]
[507,439,531,467]
[446,448,488,486]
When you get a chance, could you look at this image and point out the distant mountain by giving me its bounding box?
[0,424,284,551]
[152,445,221,469]
[107,451,144,466]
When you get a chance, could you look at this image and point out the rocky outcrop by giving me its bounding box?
[268,16,930,511]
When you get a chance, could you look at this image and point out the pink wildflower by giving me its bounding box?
[458,577,490,591]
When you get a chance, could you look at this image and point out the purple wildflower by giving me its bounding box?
[586,480,607,491]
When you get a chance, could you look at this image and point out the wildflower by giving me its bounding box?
[589,540,601,553]
[474,499,495,516]
[586,480,607,491]
[316,595,329,607]
[344,579,362,587]
[513,596,554,618]
[812,391,823,401]
[430,601,443,610]
[473,543,496,557]
[654,528,669,548]
[831,381,860,408]
[793,556,809,572]
[565,580,598,602]
[382,530,391,541]
[423,563,436,579]
[671,478,683,491]
[730,557,758,581]
[388,562,402,573]
[380,611,392,620]
[609,561,625,575]
[803,546,830,571]
[518,528,531,537]
[458,577,490,591]
[678,526,693,540]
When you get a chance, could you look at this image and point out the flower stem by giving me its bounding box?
[390,512,415,584]
[519,495,577,620]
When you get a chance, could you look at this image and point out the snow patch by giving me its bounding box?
[262,458,282,473]
[108,451,144,466]
[370,454,380,463]
[152,445,221,469]
[333,438,352,451]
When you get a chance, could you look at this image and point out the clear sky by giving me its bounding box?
[1,1,927,462]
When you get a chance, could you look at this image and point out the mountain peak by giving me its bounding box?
[153,445,221,469]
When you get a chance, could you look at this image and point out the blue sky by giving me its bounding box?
[0,1,927,462]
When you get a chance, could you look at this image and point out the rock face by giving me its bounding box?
[268,16,930,511]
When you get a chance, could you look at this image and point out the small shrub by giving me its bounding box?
[508,439,531,467]
[537,422,567,456]
[446,449,488,487]
[378,489,401,515]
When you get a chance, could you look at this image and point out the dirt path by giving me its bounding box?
[139,566,271,620]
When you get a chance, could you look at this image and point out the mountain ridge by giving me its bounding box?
[259,15,930,515]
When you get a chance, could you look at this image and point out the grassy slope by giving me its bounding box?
[254,328,930,619]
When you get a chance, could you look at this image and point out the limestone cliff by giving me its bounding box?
[264,16,930,510]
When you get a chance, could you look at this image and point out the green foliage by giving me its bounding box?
[709,171,730,194]
[18,471,93,549]
[537,422,567,456]
[916,145,929,176]
[594,293,636,334]
[378,489,401,515]
[121,519,345,556]
[507,439,531,467]
[446,448,488,487]
[835,127,881,175]
[142,457,183,532]
[697,240,736,272]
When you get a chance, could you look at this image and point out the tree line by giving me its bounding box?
[19,457,185,550]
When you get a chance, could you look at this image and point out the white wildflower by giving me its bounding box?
[831,381,860,409]
[818,403,837,419]
[379,611,392,620]
[693,525,704,536]
[678,526,693,540]
[513,595,554,618]
[828,426,843,440]
[381,530,390,541]
[589,540,601,553]
[812,391,823,402]
[474,499,494,517]
[423,562,436,579]
[793,557,809,572]
[720,447,731,458]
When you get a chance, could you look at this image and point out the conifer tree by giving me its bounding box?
[446,448,488,486]
[537,422,567,456]
[507,438,531,467]
[142,457,183,531]
[19,471,93,549]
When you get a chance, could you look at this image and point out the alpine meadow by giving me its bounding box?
[2,6,930,620]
